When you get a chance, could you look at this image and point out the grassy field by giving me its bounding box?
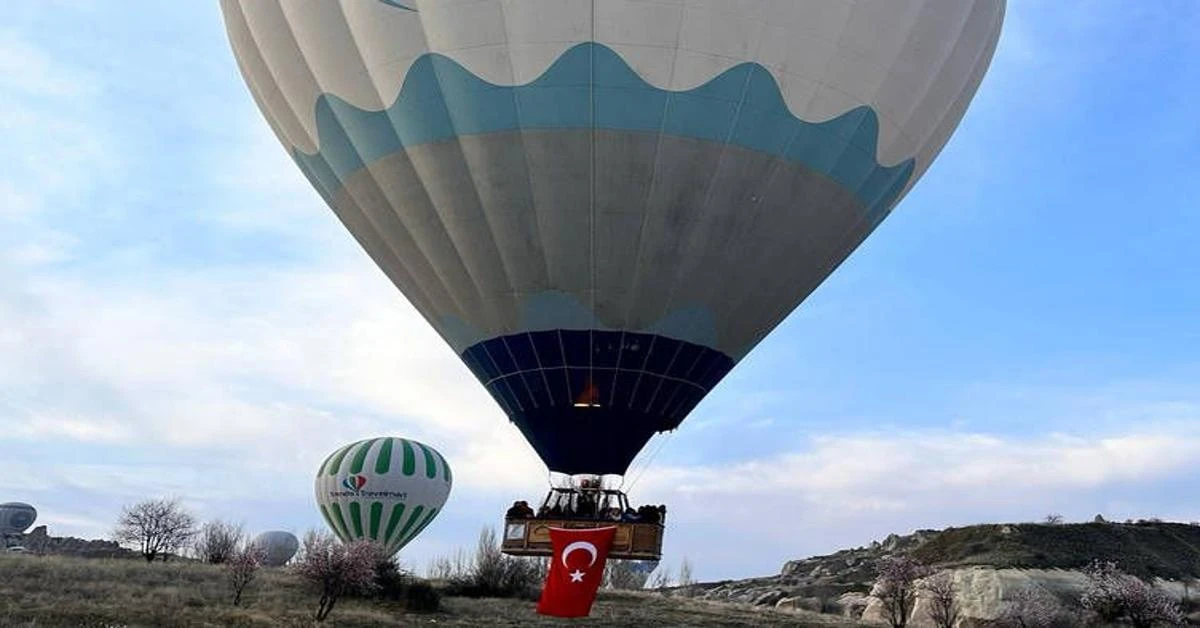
[0,554,860,627]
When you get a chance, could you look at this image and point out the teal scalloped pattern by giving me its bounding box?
[292,42,915,222]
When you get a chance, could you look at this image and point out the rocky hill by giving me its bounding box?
[4,525,140,559]
[697,520,1200,624]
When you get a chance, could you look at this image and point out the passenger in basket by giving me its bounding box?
[577,492,596,518]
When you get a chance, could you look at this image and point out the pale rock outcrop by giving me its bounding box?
[9,525,138,559]
[838,592,871,619]
[860,567,1195,627]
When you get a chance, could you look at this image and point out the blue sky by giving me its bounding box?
[1,1,1198,581]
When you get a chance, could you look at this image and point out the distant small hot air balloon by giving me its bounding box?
[251,530,299,567]
[0,502,37,534]
[315,437,452,556]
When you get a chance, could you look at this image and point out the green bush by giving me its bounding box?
[365,555,408,601]
[403,579,441,613]
[355,554,442,612]
[441,527,543,600]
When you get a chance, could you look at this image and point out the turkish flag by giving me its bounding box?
[536,526,617,618]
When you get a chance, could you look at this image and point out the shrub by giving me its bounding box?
[403,579,442,613]
[427,548,471,581]
[1181,576,1198,614]
[360,553,443,612]
[605,560,652,590]
[650,566,673,594]
[873,556,932,628]
[443,527,543,600]
[225,543,265,606]
[997,586,1075,628]
[1080,560,1184,627]
[922,571,959,628]
[292,531,380,622]
[361,554,408,601]
[678,558,695,596]
[195,520,244,565]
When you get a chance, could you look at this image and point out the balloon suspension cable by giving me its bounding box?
[622,430,667,490]
[621,432,664,491]
[624,430,675,494]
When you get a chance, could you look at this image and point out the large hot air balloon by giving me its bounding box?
[251,530,300,567]
[0,502,37,534]
[315,437,452,556]
[222,0,1003,556]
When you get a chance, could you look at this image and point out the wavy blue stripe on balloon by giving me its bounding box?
[293,42,915,223]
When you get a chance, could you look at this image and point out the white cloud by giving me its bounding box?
[633,423,1200,577]
[0,262,539,478]
[647,426,1200,500]
[10,414,134,443]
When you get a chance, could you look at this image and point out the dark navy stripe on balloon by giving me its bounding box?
[293,42,914,223]
[460,330,734,475]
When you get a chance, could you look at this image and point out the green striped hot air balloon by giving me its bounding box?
[315,437,452,556]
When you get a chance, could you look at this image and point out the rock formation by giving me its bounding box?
[6,525,139,559]
[697,521,1200,624]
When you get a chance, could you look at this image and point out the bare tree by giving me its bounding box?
[1182,575,1197,612]
[997,586,1074,628]
[1080,560,1185,628]
[1043,513,1064,525]
[112,497,197,562]
[427,547,471,581]
[292,531,380,622]
[650,565,674,594]
[873,556,932,628]
[678,557,695,596]
[226,543,266,606]
[445,526,543,598]
[922,571,959,628]
[470,526,508,592]
[195,519,244,564]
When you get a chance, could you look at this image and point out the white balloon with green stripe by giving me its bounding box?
[315,437,452,556]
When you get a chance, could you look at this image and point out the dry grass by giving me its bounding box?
[0,554,861,627]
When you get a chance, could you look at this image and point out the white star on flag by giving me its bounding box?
[570,569,585,582]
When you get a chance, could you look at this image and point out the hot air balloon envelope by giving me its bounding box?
[0,502,37,534]
[315,437,452,556]
[221,0,1004,475]
[252,530,299,567]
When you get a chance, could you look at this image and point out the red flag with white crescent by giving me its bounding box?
[536,526,617,618]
